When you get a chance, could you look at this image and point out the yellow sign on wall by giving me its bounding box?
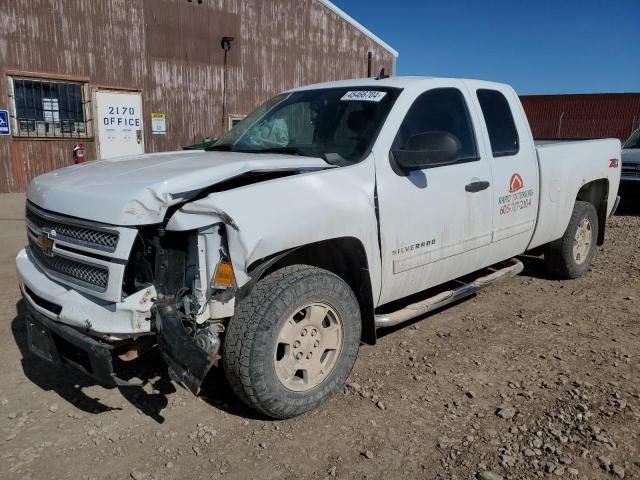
[151,112,166,135]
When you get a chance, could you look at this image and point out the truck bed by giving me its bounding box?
[528,138,621,250]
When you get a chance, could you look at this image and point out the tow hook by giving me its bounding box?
[153,293,220,395]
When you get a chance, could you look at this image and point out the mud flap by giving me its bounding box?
[154,295,218,395]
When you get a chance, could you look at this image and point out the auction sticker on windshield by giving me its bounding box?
[341,91,387,102]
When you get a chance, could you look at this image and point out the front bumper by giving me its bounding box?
[620,176,640,197]
[24,303,139,387]
[17,248,154,337]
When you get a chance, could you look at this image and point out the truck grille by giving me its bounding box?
[26,204,119,252]
[28,237,109,291]
[622,165,640,177]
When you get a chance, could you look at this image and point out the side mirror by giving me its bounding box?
[392,131,461,170]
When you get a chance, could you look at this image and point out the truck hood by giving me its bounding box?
[27,150,331,226]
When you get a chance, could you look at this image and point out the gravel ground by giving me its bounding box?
[0,194,638,480]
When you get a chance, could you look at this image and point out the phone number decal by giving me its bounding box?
[498,189,534,215]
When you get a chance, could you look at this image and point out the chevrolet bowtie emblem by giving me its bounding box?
[37,232,54,256]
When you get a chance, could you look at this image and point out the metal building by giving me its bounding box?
[521,93,640,142]
[0,0,398,193]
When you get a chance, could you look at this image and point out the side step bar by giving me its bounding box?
[374,258,524,329]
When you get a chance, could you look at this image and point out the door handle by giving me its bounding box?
[465,181,490,193]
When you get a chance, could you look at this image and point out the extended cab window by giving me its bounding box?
[392,88,478,167]
[477,89,519,157]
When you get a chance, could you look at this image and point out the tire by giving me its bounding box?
[544,201,599,279]
[223,265,361,419]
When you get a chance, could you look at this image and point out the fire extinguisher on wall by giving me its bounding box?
[73,143,86,164]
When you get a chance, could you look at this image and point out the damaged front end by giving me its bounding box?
[147,225,237,395]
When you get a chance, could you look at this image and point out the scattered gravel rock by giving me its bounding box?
[496,406,516,420]
[476,471,503,480]
[346,382,361,393]
[612,464,625,478]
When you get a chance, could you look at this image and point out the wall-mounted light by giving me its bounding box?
[221,36,235,136]
[221,36,234,52]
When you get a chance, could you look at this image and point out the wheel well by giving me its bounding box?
[246,238,377,345]
[576,179,609,245]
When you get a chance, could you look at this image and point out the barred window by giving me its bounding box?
[8,76,92,138]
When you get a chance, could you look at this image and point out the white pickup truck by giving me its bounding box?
[17,77,621,419]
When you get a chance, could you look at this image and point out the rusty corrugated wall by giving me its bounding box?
[0,0,396,193]
[521,93,640,141]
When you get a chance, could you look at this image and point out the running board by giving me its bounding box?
[374,258,524,329]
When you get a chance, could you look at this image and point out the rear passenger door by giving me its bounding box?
[469,85,539,263]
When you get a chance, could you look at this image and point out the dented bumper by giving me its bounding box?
[17,248,155,337]
[25,303,140,387]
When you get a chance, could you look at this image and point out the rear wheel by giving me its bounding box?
[223,265,361,419]
[544,201,598,279]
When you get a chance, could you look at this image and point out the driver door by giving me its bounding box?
[376,85,494,305]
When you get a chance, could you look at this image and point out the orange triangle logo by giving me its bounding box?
[509,173,524,193]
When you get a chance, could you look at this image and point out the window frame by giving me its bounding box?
[476,88,520,158]
[7,74,93,140]
[227,114,246,131]
[391,87,480,170]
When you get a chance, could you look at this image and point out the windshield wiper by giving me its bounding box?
[206,144,343,166]
[204,144,233,151]
[243,146,345,166]
[242,146,309,156]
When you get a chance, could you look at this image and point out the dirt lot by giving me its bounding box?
[0,194,638,480]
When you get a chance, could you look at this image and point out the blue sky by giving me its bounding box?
[331,0,639,95]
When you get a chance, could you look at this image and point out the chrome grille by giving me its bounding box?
[28,237,109,291]
[26,204,119,252]
[622,166,640,177]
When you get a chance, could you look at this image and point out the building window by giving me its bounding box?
[8,76,92,138]
[228,115,245,131]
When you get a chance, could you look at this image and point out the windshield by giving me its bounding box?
[208,87,401,163]
[624,128,640,149]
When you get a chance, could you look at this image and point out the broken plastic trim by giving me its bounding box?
[153,231,219,395]
[154,293,219,395]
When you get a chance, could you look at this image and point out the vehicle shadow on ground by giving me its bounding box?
[518,254,553,280]
[11,299,265,423]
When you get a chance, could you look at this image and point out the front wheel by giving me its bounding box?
[223,265,361,419]
[544,201,599,279]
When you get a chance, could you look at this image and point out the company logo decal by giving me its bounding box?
[609,158,619,168]
[509,173,524,193]
[499,173,534,216]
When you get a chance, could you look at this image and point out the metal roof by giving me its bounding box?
[318,0,399,58]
